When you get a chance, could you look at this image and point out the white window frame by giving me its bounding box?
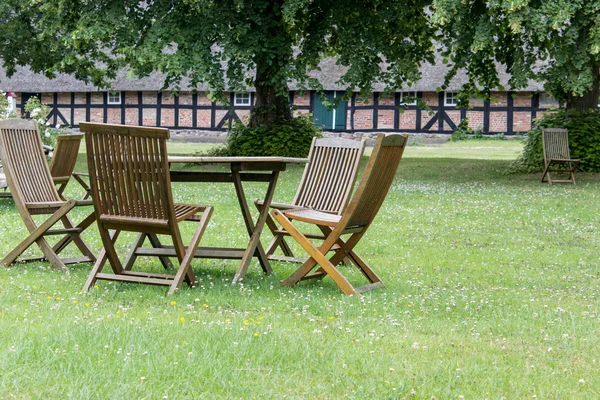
[399,91,417,105]
[445,91,458,107]
[7,96,16,115]
[107,92,122,105]
[234,92,251,106]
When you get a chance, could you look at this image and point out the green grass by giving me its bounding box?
[1,139,600,399]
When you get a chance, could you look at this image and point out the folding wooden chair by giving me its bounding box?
[272,133,408,295]
[255,137,365,262]
[541,128,579,184]
[79,122,213,295]
[49,134,92,199]
[0,119,96,270]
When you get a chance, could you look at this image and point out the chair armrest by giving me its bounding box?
[74,199,94,207]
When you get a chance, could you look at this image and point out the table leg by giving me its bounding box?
[231,169,279,283]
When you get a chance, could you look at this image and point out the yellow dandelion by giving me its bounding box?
[55,297,61,301]
[84,303,90,307]
[225,318,231,323]
[73,300,78,305]
[171,301,177,306]
[329,316,334,320]
[116,315,120,319]
[47,296,52,300]
[203,303,208,308]
[253,333,259,337]
[33,286,37,290]
[258,316,263,321]
[244,320,249,325]
[94,285,98,289]
[180,317,185,323]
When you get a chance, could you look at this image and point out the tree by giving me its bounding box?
[432,0,600,111]
[0,0,434,128]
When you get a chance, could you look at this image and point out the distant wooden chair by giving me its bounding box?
[49,134,92,199]
[272,133,408,295]
[0,119,96,270]
[255,137,365,262]
[79,122,213,295]
[541,128,579,184]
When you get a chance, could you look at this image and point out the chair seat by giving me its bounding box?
[283,207,342,226]
[174,203,206,222]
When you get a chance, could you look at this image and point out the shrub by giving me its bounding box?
[206,115,322,157]
[508,109,600,173]
[451,118,472,141]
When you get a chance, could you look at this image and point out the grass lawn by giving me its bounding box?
[1,138,599,399]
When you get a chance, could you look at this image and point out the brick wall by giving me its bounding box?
[12,89,547,134]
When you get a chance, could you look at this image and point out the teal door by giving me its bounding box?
[313,92,347,130]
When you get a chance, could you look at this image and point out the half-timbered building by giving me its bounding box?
[1,57,557,135]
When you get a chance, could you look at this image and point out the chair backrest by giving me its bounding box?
[80,122,176,232]
[542,128,571,163]
[0,118,62,204]
[293,137,365,214]
[339,134,407,231]
[49,134,84,181]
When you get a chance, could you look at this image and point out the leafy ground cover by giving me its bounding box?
[1,139,599,399]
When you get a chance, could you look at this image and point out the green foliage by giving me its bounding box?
[0,92,9,119]
[432,0,600,110]
[451,118,501,141]
[207,115,322,157]
[0,0,435,126]
[508,110,600,173]
[23,96,71,147]
[451,118,472,141]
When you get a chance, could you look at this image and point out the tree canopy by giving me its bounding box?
[0,0,434,127]
[432,0,600,110]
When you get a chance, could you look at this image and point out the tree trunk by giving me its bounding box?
[249,60,292,128]
[566,65,600,111]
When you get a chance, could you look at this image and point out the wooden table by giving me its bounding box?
[168,156,308,283]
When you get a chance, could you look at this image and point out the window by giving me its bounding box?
[399,91,417,105]
[107,92,121,105]
[234,92,251,106]
[539,92,558,107]
[445,92,458,106]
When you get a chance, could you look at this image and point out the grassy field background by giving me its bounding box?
[1,138,599,399]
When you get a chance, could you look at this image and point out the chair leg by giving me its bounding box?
[541,163,551,183]
[254,200,295,258]
[73,173,92,200]
[1,200,76,270]
[58,215,96,262]
[168,207,212,295]
[274,211,357,295]
[122,233,147,271]
[83,230,119,292]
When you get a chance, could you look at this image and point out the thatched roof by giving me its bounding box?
[0,55,544,93]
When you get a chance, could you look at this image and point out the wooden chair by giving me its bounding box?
[255,137,365,262]
[79,122,213,295]
[0,119,96,270]
[49,134,92,199]
[541,128,579,184]
[272,133,408,295]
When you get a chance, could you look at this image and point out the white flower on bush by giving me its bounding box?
[48,152,54,158]
[30,108,41,118]
[46,120,51,126]
[45,131,50,137]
